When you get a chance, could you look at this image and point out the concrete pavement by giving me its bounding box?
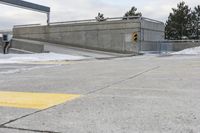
[0,55,200,133]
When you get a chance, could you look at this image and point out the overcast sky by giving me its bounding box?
[0,0,198,29]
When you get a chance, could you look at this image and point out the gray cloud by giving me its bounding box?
[0,0,199,29]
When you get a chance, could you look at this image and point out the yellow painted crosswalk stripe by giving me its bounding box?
[0,91,80,110]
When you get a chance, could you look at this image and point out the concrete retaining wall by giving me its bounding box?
[11,38,44,53]
[13,19,165,54]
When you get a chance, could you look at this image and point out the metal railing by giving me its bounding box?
[140,40,200,54]
[161,40,200,43]
[142,17,164,24]
[0,29,12,34]
[13,24,41,28]
[49,16,142,25]
[13,16,164,28]
[49,16,163,25]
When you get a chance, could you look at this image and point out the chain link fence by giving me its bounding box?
[140,40,200,54]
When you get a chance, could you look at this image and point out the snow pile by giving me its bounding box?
[172,46,200,55]
[0,53,89,64]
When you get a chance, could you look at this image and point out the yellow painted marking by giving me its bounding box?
[0,91,80,110]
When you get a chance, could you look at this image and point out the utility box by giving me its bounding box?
[2,34,12,42]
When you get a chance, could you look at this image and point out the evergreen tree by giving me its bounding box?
[95,13,107,22]
[123,7,142,19]
[193,5,200,39]
[165,2,191,40]
[188,11,197,39]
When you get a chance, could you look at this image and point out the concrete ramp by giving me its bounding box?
[11,38,44,53]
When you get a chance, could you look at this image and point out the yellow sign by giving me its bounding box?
[0,91,80,109]
[132,32,138,42]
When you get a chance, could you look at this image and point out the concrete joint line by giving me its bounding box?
[0,104,63,128]
[0,126,61,133]
[86,66,160,95]
[0,110,43,127]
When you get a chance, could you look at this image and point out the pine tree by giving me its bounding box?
[95,13,107,22]
[165,2,191,40]
[123,7,142,20]
[188,11,197,39]
[193,5,200,39]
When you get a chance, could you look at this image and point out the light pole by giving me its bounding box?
[0,0,50,25]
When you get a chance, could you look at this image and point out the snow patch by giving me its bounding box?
[0,53,89,64]
[172,46,200,55]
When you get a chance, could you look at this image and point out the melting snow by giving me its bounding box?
[172,46,200,55]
